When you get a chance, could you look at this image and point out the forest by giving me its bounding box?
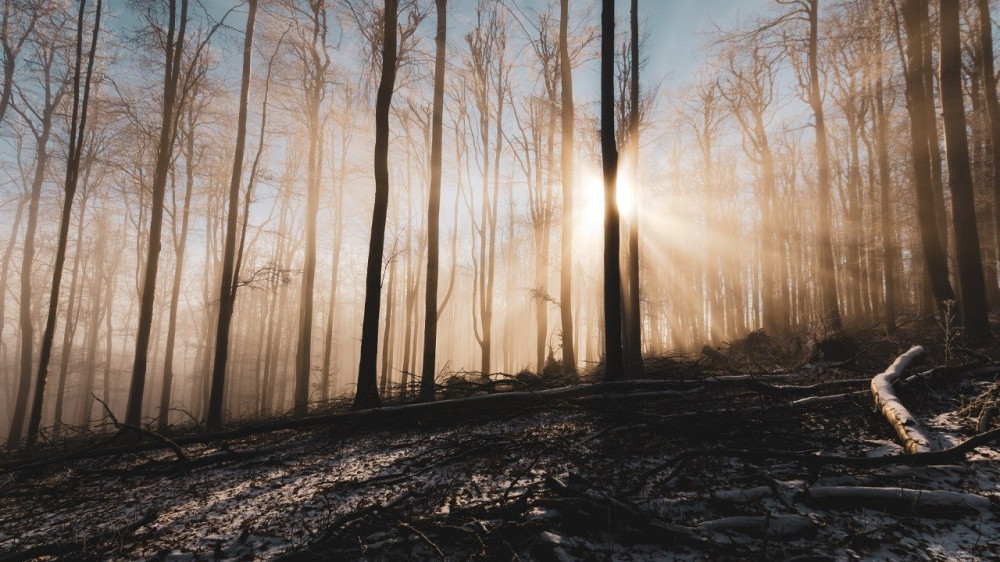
[4,0,1000,559]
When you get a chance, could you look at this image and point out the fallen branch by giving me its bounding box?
[870,346,933,453]
[93,394,189,464]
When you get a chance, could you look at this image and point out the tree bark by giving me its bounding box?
[294,1,329,415]
[559,0,577,375]
[624,0,642,373]
[125,0,188,427]
[938,0,991,342]
[206,0,256,429]
[899,0,955,308]
[977,0,1000,302]
[602,0,623,380]
[807,0,842,330]
[355,0,398,410]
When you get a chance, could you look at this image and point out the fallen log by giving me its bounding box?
[697,514,816,540]
[798,486,991,518]
[870,346,933,453]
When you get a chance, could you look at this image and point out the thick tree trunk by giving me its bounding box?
[602,0,624,380]
[938,0,991,342]
[899,0,955,308]
[125,0,188,427]
[977,0,1000,302]
[808,0,842,330]
[355,0,397,410]
[559,0,577,375]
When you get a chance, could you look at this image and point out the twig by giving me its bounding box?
[398,521,446,560]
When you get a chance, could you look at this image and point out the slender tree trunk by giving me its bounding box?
[938,0,991,341]
[207,0,256,429]
[53,188,90,435]
[602,0,624,380]
[559,0,577,374]
[321,137,346,403]
[922,12,949,260]
[158,108,196,430]
[126,0,187,427]
[355,0,397,409]
[380,258,397,397]
[419,5,448,391]
[23,0,101,446]
[876,64,898,331]
[624,0,642,373]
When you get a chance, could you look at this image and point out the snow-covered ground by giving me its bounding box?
[2,360,999,560]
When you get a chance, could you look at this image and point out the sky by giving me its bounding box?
[644,0,772,87]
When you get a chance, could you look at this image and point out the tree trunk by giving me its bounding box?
[559,0,577,375]
[321,132,347,402]
[977,0,1000,303]
[206,0,256,429]
[380,258,397,397]
[602,0,624,380]
[938,0,991,342]
[624,0,642,373]
[807,0,842,331]
[125,0,188,427]
[899,0,955,307]
[355,0,397,410]
[875,60,898,332]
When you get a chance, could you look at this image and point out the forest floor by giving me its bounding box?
[3,324,1000,560]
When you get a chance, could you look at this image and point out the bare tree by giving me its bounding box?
[25,0,102,447]
[558,0,577,375]
[601,0,623,380]
[938,0,990,341]
[420,0,446,401]
[207,0,257,429]
[124,0,188,427]
[355,0,399,410]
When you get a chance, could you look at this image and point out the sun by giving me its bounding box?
[580,169,636,228]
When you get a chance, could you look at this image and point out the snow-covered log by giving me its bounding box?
[697,514,816,539]
[800,486,991,517]
[870,346,933,453]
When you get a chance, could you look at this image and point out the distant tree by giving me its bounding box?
[779,0,842,330]
[0,0,42,127]
[26,0,102,447]
[6,9,72,447]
